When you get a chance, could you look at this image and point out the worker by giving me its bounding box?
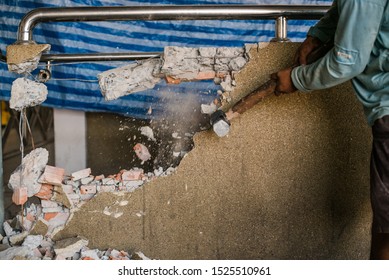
[272,0,389,260]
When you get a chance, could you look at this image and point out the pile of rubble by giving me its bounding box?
[1,147,174,260]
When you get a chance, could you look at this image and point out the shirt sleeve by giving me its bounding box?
[292,0,386,92]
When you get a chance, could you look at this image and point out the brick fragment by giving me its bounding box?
[52,185,73,209]
[195,71,216,80]
[122,169,144,181]
[41,200,59,208]
[43,212,58,221]
[34,184,54,200]
[80,185,97,195]
[81,176,94,185]
[61,184,74,194]
[38,165,65,186]
[165,76,181,84]
[42,207,63,213]
[71,168,91,181]
[12,187,28,205]
[102,178,118,185]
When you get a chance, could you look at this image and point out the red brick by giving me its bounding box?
[39,165,65,186]
[12,187,28,205]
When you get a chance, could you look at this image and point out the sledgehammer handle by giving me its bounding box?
[231,78,277,114]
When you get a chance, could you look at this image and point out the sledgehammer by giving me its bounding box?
[210,78,277,137]
[210,42,332,137]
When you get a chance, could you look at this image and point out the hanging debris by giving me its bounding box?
[10,78,48,111]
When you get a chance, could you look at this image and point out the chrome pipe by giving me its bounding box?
[18,5,330,42]
[272,16,289,42]
[41,52,162,62]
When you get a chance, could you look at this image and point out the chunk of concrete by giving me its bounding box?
[0,246,31,260]
[6,43,50,74]
[8,148,49,197]
[98,59,162,101]
[54,237,88,259]
[10,78,48,111]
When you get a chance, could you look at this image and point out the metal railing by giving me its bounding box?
[15,5,330,62]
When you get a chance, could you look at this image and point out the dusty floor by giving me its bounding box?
[55,43,373,260]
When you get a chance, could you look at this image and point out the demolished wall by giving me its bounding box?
[56,43,372,259]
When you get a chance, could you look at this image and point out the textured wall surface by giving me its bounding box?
[57,43,372,259]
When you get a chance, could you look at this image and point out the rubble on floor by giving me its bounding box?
[1,147,173,260]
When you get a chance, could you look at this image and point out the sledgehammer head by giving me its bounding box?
[210,110,230,137]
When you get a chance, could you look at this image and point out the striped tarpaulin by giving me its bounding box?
[0,0,332,119]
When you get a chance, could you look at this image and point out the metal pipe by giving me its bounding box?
[41,52,161,63]
[272,16,289,42]
[18,5,330,42]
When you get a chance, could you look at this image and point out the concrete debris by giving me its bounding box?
[22,235,43,250]
[71,168,92,181]
[132,251,151,260]
[140,126,156,142]
[161,46,247,81]
[98,45,250,100]
[0,246,31,260]
[133,143,152,164]
[6,43,50,74]
[54,237,89,259]
[3,159,174,259]
[12,187,28,205]
[200,101,218,115]
[3,222,14,237]
[10,78,48,111]
[7,57,40,75]
[9,231,29,246]
[98,58,162,101]
[8,148,49,197]
[38,165,65,186]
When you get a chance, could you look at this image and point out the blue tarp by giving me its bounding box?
[0,0,332,119]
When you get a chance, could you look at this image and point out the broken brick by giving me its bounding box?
[80,185,97,195]
[121,169,144,181]
[38,165,65,186]
[81,176,94,185]
[61,184,74,194]
[43,212,58,221]
[165,76,181,84]
[34,184,54,200]
[41,200,59,208]
[12,187,28,205]
[52,186,73,209]
[195,71,216,80]
[71,168,91,181]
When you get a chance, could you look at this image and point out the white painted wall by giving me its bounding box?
[54,109,86,174]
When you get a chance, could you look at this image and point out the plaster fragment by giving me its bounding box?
[98,59,162,100]
[10,78,48,111]
[8,148,49,197]
[54,237,89,259]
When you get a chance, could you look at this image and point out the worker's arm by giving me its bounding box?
[292,0,386,92]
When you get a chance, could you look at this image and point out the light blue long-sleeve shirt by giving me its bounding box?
[291,0,389,126]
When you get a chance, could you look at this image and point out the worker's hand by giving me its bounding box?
[271,67,297,95]
[294,36,322,65]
